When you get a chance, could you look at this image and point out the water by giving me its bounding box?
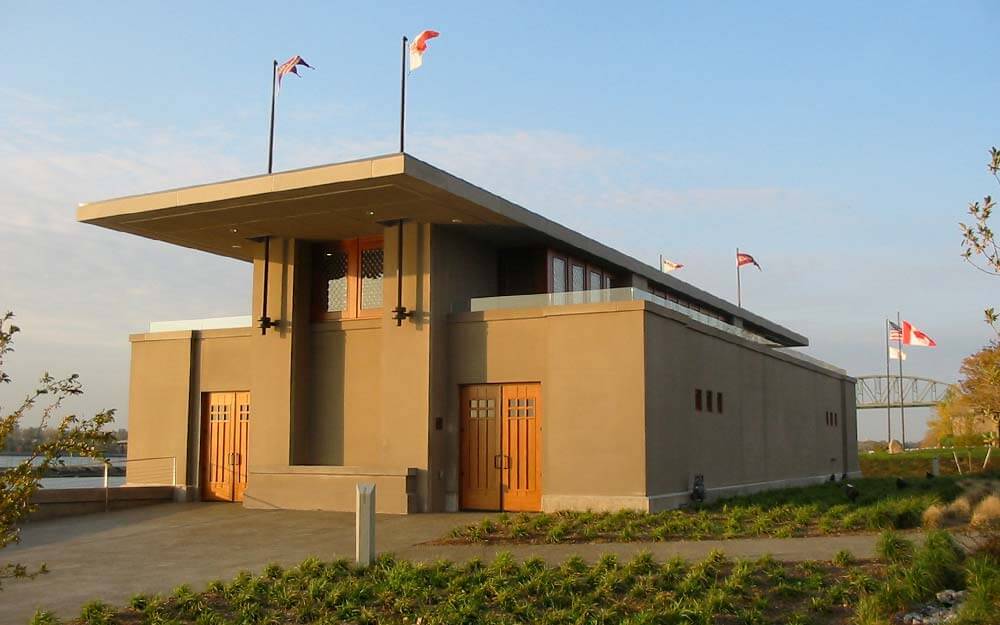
[1,454,127,489]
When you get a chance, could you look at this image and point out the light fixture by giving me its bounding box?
[231,244,242,249]
[325,252,333,257]
[366,210,376,216]
[230,227,239,233]
[451,218,463,223]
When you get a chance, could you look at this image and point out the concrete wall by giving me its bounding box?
[308,320,382,465]
[448,303,648,511]
[128,328,252,491]
[643,303,860,509]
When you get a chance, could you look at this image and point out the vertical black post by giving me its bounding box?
[897,311,906,450]
[259,236,271,335]
[268,60,277,174]
[400,36,408,153]
[736,247,742,308]
[391,220,412,326]
[885,319,892,444]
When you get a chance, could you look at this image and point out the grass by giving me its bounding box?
[860,447,994,478]
[444,476,967,544]
[34,535,1000,625]
[42,552,881,625]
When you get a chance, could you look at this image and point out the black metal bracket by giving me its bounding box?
[256,235,282,335]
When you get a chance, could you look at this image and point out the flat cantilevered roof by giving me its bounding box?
[78,152,807,346]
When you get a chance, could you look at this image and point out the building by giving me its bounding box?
[78,153,859,514]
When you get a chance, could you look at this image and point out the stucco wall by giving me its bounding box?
[127,333,192,486]
[448,304,648,511]
[308,320,382,465]
[127,328,252,489]
[643,305,859,507]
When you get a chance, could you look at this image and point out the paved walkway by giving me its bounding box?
[3,503,906,624]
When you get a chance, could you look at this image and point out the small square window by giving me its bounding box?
[706,391,713,413]
[695,389,702,411]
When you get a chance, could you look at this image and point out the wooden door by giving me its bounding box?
[201,391,251,502]
[459,385,502,510]
[232,392,251,502]
[500,383,542,512]
[459,383,541,512]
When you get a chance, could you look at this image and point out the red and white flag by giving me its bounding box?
[660,258,684,273]
[409,30,439,71]
[737,251,762,270]
[902,320,936,347]
[276,55,314,92]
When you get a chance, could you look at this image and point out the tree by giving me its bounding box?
[0,312,115,588]
[959,146,1000,331]
[951,342,1000,447]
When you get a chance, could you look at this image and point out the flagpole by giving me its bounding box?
[268,59,277,174]
[885,319,892,445]
[399,36,408,153]
[897,311,906,450]
[736,248,742,308]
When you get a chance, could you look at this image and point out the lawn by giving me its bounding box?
[34,531,999,625]
[443,476,967,545]
[860,447,995,478]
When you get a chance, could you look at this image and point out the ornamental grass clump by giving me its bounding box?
[441,476,966,544]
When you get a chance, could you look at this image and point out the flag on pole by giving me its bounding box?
[736,251,762,270]
[888,321,903,342]
[902,320,937,347]
[409,30,440,70]
[889,346,907,360]
[276,55,314,91]
[660,258,684,273]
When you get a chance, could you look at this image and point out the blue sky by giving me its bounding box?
[1,2,998,441]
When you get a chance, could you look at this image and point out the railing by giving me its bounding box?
[467,287,777,345]
[148,316,251,333]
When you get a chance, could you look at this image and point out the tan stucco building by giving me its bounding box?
[79,153,859,514]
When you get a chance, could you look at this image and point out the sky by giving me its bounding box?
[1,2,998,442]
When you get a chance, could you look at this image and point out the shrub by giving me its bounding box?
[946,497,974,523]
[78,601,114,625]
[971,494,1000,528]
[833,549,855,567]
[28,611,60,625]
[875,530,913,564]
[922,504,945,528]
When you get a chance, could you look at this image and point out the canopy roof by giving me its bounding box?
[78,153,807,346]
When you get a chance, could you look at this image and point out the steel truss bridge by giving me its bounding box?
[855,375,952,409]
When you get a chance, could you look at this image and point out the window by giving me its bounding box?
[603,274,612,289]
[314,237,383,320]
[552,256,567,293]
[571,263,585,292]
[706,390,714,412]
[359,246,384,310]
[717,392,723,414]
[589,270,602,291]
[695,389,703,411]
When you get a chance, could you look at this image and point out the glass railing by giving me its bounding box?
[468,288,776,345]
[148,316,252,333]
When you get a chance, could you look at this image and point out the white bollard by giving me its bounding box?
[931,457,940,477]
[356,483,376,566]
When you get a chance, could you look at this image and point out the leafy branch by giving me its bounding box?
[959,147,1000,332]
[0,312,116,589]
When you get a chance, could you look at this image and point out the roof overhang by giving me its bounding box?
[78,153,808,346]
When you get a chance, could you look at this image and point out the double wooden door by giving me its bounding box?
[460,383,541,511]
[201,391,251,502]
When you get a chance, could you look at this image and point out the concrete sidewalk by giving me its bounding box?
[2,503,901,624]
